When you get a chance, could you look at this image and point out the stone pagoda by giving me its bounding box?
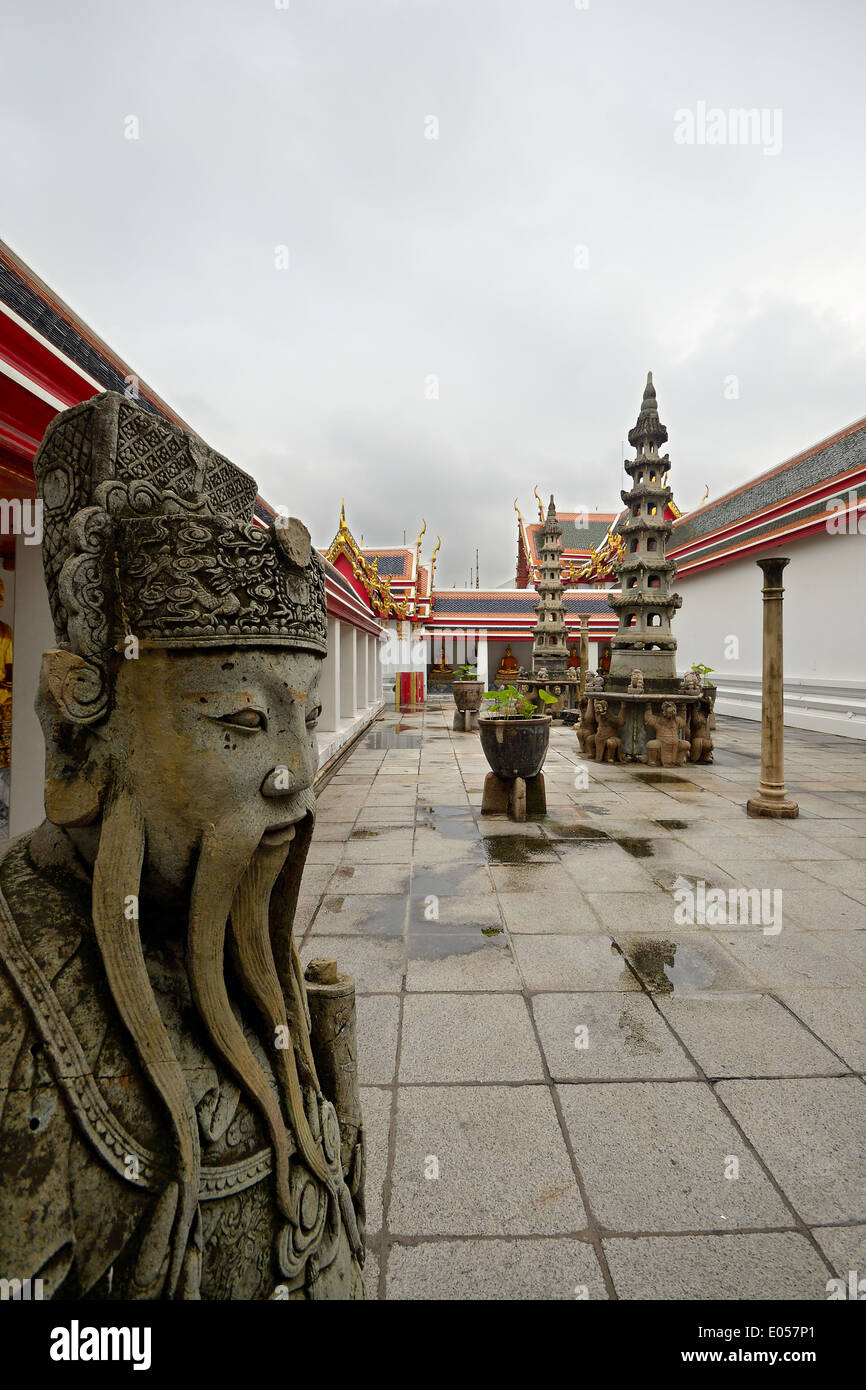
[575,372,715,764]
[609,372,682,680]
[532,495,569,677]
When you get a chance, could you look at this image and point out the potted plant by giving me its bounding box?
[451,663,483,715]
[478,684,557,781]
[689,662,715,688]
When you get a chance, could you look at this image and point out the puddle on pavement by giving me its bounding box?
[614,837,655,858]
[544,823,609,841]
[318,895,407,936]
[409,867,484,898]
[408,930,508,959]
[633,772,693,786]
[654,819,690,831]
[617,1007,663,1056]
[649,867,729,893]
[416,805,481,839]
[620,937,718,994]
[481,836,557,863]
[365,729,422,749]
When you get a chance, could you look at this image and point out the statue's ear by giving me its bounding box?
[38,651,109,828]
[39,650,109,726]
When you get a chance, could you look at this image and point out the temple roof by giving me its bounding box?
[431,592,615,616]
[360,548,413,579]
[524,513,618,563]
[0,239,186,430]
[672,417,866,553]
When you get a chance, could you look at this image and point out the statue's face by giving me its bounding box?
[595,700,608,716]
[112,646,322,890]
[661,701,676,719]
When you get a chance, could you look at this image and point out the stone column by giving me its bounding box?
[366,634,375,703]
[340,623,356,719]
[746,556,799,818]
[579,616,589,697]
[356,630,368,709]
[320,617,341,733]
[476,629,489,688]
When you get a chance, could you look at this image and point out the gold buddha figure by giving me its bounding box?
[495,645,520,683]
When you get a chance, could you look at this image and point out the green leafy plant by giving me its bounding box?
[690,662,715,683]
[482,684,557,719]
[452,664,478,681]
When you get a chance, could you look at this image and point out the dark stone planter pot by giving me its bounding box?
[452,680,484,713]
[479,715,551,780]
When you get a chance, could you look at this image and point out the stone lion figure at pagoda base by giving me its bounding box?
[0,394,365,1300]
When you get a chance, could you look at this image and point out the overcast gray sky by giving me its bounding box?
[3,0,865,586]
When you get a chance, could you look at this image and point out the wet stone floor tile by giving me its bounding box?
[317,711,866,1297]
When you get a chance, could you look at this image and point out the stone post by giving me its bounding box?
[746,556,799,818]
[579,615,589,697]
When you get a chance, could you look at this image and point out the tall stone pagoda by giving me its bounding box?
[609,373,682,680]
[532,495,569,676]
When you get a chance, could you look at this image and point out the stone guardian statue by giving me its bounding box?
[0,394,365,1299]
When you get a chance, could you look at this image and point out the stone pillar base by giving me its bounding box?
[746,791,799,818]
[481,771,546,822]
[453,709,479,732]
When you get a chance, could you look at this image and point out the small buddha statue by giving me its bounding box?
[495,644,520,683]
[567,646,580,671]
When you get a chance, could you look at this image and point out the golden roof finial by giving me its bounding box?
[513,497,523,523]
[701,484,710,504]
[340,498,346,527]
[415,518,427,551]
[533,486,544,524]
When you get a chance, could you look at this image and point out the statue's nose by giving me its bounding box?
[260,761,304,797]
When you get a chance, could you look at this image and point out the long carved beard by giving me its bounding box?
[92,781,328,1297]
[190,804,334,1219]
[92,784,201,1298]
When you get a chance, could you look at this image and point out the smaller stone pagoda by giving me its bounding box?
[608,372,681,679]
[532,496,569,677]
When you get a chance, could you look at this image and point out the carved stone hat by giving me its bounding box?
[35,394,327,687]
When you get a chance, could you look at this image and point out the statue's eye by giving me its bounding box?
[306,704,322,729]
[218,709,267,731]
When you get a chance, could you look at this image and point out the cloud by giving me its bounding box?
[2,0,864,586]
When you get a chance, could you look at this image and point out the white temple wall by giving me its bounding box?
[674,531,865,738]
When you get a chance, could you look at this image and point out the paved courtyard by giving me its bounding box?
[301,702,866,1300]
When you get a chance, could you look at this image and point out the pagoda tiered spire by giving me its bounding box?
[608,373,682,680]
[531,495,569,675]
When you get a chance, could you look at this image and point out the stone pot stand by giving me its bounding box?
[452,679,484,732]
[478,715,551,821]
